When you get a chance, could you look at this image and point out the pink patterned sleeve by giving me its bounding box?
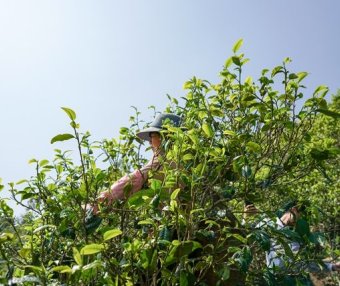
[98,169,146,204]
[97,155,161,205]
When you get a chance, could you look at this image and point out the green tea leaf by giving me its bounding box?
[103,229,122,241]
[39,160,49,167]
[223,130,236,136]
[73,247,82,266]
[297,72,308,83]
[51,133,75,144]
[61,107,76,120]
[271,66,283,78]
[170,188,181,200]
[80,243,104,255]
[231,56,241,66]
[246,141,261,153]
[202,123,213,138]
[232,39,243,53]
[33,225,56,233]
[52,265,72,273]
[313,85,328,97]
[182,153,194,161]
[316,109,340,119]
[295,219,310,237]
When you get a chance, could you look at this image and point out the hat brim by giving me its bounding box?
[136,127,162,141]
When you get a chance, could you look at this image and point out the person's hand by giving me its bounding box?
[97,191,111,204]
[243,204,259,219]
[83,203,99,215]
[332,262,340,271]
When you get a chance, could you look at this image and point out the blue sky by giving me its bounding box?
[1,1,339,215]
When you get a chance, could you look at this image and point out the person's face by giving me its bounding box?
[282,207,301,226]
[149,132,161,149]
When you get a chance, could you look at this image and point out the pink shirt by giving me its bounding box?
[98,153,161,204]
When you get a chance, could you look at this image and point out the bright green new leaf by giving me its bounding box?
[138,219,154,226]
[18,248,31,259]
[232,39,243,53]
[246,141,261,153]
[16,179,28,185]
[52,265,72,273]
[223,130,236,136]
[0,232,14,243]
[33,225,56,234]
[313,85,329,97]
[83,260,102,271]
[297,72,308,83]
[61,107,76,121]
[224,57,233,68]
[39,159,49,167]
[80,243,104,255]
[170,188,181,200]
[182,153,194,161]
[51,133,75,144]
[271,66,284,78]
[73,247,82,266]
[103,229,122,241]
[183,81,192,89]
[202,123,213,138]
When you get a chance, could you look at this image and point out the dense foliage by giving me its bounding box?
[1,40,339,285]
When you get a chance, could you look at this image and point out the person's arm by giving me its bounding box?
[97,154,161,205]
[97,169,146,203]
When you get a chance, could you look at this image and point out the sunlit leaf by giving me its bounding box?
[202,123,213,138]
[170,188,181,200]
[103,229,122,241]
[52,265,72,273]
[80,243,104,255]
[61,107,76,121]
[73,247,82,265]
[232,39,243,53]
[51,133,75,144]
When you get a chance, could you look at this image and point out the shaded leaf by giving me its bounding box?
[316,108,340,119]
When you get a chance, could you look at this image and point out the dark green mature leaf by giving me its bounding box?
[310,148,330,161]
[51,133,75,144]
[241,165,252,178]
[231,56,241,66]
[165,240,202,266]
[316,108,340,119]
[295,219,310,237]
[61,107,76,120]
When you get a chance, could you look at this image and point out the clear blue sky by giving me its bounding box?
[1,0,339,215]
